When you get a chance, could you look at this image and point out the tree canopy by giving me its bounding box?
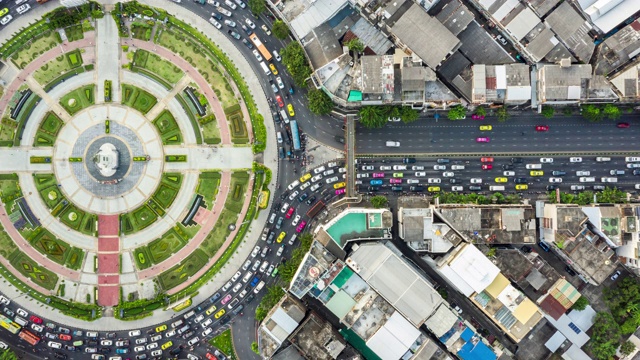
[541,105,554,119]
[281,42,311,87]
[248,0,266,15]
[370,195,388,208]
[345,38,365,53]
[272,20,289,40]
[496,106,509,122]
[447,105,466,120]
[589,312,621,360]
[571,296,589,311]
[307,89,334,115]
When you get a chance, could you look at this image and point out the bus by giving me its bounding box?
[249,34,272,62]
[0,314,21,334]
[290,120,301,150]
[18,329,40,345]
[306,200,325,218]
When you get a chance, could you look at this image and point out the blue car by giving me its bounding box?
[370,179,383,186]
[250,275,261,287]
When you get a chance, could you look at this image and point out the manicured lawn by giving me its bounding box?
[64,25,84,42]
[199,208,239,256]
[157,28,238,108]
[201,118,221,145]
[209,330,238,360]
[197,172,221,209]
[157,249,209,290]
[0,174,21,206]
[0,118,17,145]
[34,55,74,85]
[121,204,159,235]
[30,227,69,264]
[150,172,182,209]
[11,31,59,69]
[121,84,158,114]
[152,110,183,145]
[148,227,188,264]
[226,171,250,213]
[60,85,95,116]
[64,247,84,270]
[59,204,96,236]
[0,219,17,259]
[8,250,59,291]
[33,112,63,146]
[134,49,184,84]
[133,246,153,270]
[65,49,83,68]
[39,185,65,210]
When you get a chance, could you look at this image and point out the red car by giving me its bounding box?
[482,164,493,170]
[206,353,218,360]
[30,315,43,324]
[617,122,630,128]
[476,137,490,143]
[285,207,295,219]
[275,95,284,108]
[480,157,494,162]
[58,334,72,341]
[535,125,549,131]
[390,178,402,184]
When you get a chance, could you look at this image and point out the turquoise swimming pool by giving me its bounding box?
[326,213,368,246]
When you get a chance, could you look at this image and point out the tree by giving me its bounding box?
[307,89,333,115]
[572,296,589,311]
[370,195,388,208]
[0,349,17,360]
[400,106,419,123]
[447,105,466,120]
[487,248,497,257]
[345,38,365,53]
[251,341,260,354]
[582,104,603,122]
[589,312,621,360]
[621,340,636,356]
[603,103,621,120]
[496,106,509,122]
[272,20,289,40]
[248,0,266,15]
[474,106,486,117]
[281,42,311,87]
[598,187,627,204]
[358,106,386,128]
[541,105,555,119]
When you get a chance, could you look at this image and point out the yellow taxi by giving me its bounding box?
[299,173,311,182]
[333,182,346,189]
[205,305,217,315]
[428,186,440,192]
[269,63,278,75]
[161,341,173,350]
[530,170,544,176]
[515,184,528,190]
[494,177,507,183]
[0,8,8,17]
[214,309,226,319]
[287,104,295,117]
[277,231,286,243]
[155,325,167,333]
[479,125,492,131]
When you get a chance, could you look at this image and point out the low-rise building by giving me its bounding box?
[574,0,640,34]
[537,59,617,104]
[544,2,595,64]
[471,64,531,105]
[286,313,347,360]
[257,295,308,358]
[397,207,463,253]
[595,19,640,77]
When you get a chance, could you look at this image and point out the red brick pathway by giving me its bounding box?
[97,215,119,306]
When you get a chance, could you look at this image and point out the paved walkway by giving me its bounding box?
[128,39,232,145]
[97,215,120,306]
[95,15,121,103]
[0,148,53,173]
[163,145,254,171]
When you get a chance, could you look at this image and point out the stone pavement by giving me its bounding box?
[163,145,254,171]
[0,148,54,173]
[95,15,121,103]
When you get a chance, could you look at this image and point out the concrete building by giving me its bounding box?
[543,306,596,359]
[430,243,543,343]
[471,64,531,104]
[258,295,308,358]
[537,279,582,320]
[285,313,347,360]
[538,204,620,284]
[397,207,464,253]
[595,19,640,77]
[537,60,617,104]
[575,0,640,34]
[360,55,395,103]
[544,2,595,63]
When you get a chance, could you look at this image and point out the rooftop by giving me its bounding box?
[349,18,393,55]
[577,0,640,34]
[289,0,350,39]
[302,22,344,70]
[595,19,640,76]
[390,3,460,69]
[544,2,595,63]
[433,0,474,36]
[544,306,595,347]
[562,226,618,284]
[457,21,514,65]
[319,208,392,248]
[440,243,501,297]
[527,0,562,16]
[538,63,593,102]
[347,242,443,326]
[289,240,338,299]
[398,207,462,253]
[289,312,347,360]
[360,55,395,102]
[258,296,307,358]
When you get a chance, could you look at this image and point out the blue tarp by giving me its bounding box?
[457,329,497,360]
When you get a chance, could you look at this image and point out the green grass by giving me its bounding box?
[199,208,239,256]
[0,118,17,145]
[209,330,238,360]
[197,172,221,209]
[59,85,95,116]
[11,31,59,69]
[226,172,250,213]
[121,205,159,235]
[0,174,21,205]
[148,228,188,264]
[133,49,184,84]
[133,246,153,270]
[33,55,74,85]
[59,204,96,236]
[64,25,84,42]
[0,217,18,259]
[157,249,209,290]
[121,84,158,114]
[33,112,63,146]
[30,228,69,264]
[151,173,182,210]
[65,247,84,270]
[66,50,82,68]
[8,250,59,291]
[152,110,183,145]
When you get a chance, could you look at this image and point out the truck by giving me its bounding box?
[259,61,270,75]
[249,34,272,62]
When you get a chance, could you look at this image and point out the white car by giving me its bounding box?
[251,259,260,271]
[380,165,392,171]
[313,166,326,175]
[250,245,260,258]
[262,24,272,35]
[356,173,370,179]
[242,260,251,271]
[579,177,596,182]
[0,15,13,26]
[292,215,301,226]
[407,179,419,184]
[392,165,407,171]
[470,178,482,184]
[165,330,176,338]
[187,337,200,346]
[280,202,290,213]
[232,283,242,293]
[569,157,582,163]
[194,314,205,323]
[231,270,242,282]
[146,343,158,350]
[129,330,141,337]
[100,340,112,346]
[503,171,515,176]
[451,186,463,192]
[202,318,213,328]
[338,167,347,173]
[415,172,426,177]
[361,165,374,171]
[245,18,256,29]
[311,174,323,182]
[540,158,553,163]
[428,178,441,184]
[0,342,7,350]
[16,4,31,15]
[31,324,44,333]
[135,338,147,345]
[627,163,640,168]
[48,342,62,349]
[571,185,585,190]
[434,165,446,170]
[310,184,321,192]
[259,261,269,273]
[576,171,590,176]
[411,166,424,170]
[636,184,640,190]
[276,77,284,89]
[16,309,27,317]
[549,177,562,183]
[202,328,213,337]
[288,191,299,201]
[266,265,275,276]
[325,176,339,184]
[209,18,222,29]
[442,172,454,177]
[327,162,338,167]
[626,157,640,162]
[134,346,145,353]
[276,246,284,257]
[151,350,163,357]
[451,165,465,170]
[252,49,262,61]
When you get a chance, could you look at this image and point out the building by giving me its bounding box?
[537,279,582,320]
[360,55,395,103]
[544,2,595,64]
[537,60,617,104]
[471,64,531,105]
[538,204,620,284]
[430,243,543,343]
[595,19,640,77]
[258,295,308,358]
[575,0,640,34]
[397,207,464,253]
[543,306,596,359]
[285,313,347,360]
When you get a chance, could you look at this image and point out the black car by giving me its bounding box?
[88,340,98,346]
[273,202,281,212]
[334,135,345,144]
[100,347,111,354]
[546,185,558,191]
[449,178,458,184]
[409,186,424,192]
[634,169,640,175]
[106,332,116,339]
[403,158,416,164]
[367,186,379,192]
[242,38,253,49]
[305,196,316,205]
[169,348,182,356]
[64,345,76,352]
[437,158,450,164]
[502,164,514,170]
[514,178,527,184]
[521,245,532,253]
[565,266,577,276]
[511,157,523,163]
[219,315,231,325]
[246,294,255,303]
[211,12,222,20]
[298,192,309,202]
[209,292,221,304]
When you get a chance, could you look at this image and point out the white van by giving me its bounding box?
[254,281,265,293]
[386,141,400,147]
[489,186,505,191]
[14,316,27,327]
[525,164,542,169]
[288,234,297,245]
[259,61,270,75]
[601,177,618,183]
[279,110,290,124]
[171,319,184,329]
